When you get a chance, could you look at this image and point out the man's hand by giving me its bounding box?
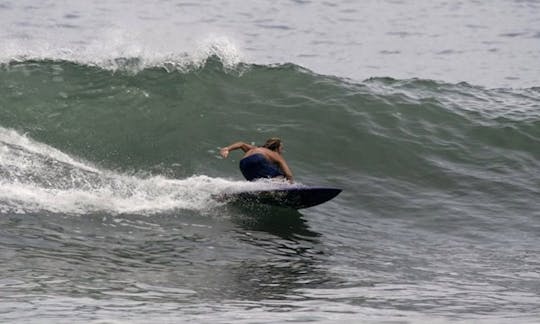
[220,147,229,158]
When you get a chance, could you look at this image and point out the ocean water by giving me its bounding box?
[1,1,540,323]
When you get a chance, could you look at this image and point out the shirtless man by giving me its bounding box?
[220,137,294,183]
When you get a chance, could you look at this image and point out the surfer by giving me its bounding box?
[220,137,294,183]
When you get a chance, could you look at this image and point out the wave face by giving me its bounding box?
[2,59,539,171]
[1,59,539,215]
[1,58,540,322]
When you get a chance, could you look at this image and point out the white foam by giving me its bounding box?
[0,128,99,174]
[0,174,293,215]
[0,31,245,73]
[0,128,289,215]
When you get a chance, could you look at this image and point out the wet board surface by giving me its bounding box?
[221,187,342,209]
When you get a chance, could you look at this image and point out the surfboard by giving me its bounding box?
[220,187,342,209]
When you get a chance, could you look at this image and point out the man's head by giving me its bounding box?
[263,137,282,152]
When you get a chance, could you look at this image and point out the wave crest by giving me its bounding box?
[0,32,245,73]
